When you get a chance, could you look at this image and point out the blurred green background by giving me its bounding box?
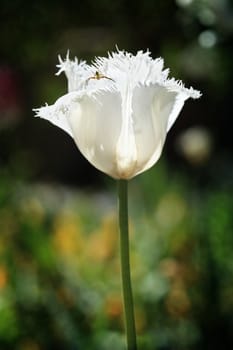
[0,0,233,349]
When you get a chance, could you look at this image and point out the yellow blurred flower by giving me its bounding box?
[86,214,118,262]
[53,212,84,261]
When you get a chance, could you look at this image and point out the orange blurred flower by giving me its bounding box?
[105,294,123,320]
[0,265,8,289]
[165,281,191,318]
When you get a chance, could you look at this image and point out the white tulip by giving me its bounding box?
[34,50,201,179]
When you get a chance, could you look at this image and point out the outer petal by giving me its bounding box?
[131,85,186,176]
[166,92,187,132]
[34,92,82,138]
[67,91,123,178]
[129,85,174,176]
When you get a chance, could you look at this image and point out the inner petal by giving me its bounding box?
[132,85,178,174]
[68,91,122,177]
[116,84,137,178]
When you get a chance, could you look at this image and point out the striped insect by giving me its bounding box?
[87,71,114,82]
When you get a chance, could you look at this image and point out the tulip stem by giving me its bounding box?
[118,179,137,350]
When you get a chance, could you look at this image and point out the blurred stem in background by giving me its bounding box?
[118,179,137,350]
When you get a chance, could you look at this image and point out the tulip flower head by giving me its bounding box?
[34,50,201,179]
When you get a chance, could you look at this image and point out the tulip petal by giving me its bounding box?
[116,84,138,178]
[68,91,123,178]
[166,92,187,132]
[34,92,83,138]
[130,86,175,175]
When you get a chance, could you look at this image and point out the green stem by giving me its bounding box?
[118,179,137,350]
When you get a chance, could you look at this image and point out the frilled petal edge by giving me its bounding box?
[33,92,86,138]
